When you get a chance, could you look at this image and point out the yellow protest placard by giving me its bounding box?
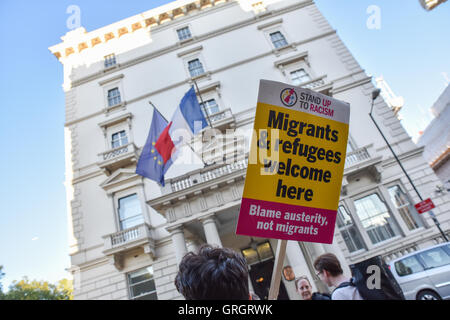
[236,80,350,244]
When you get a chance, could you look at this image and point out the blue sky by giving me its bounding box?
[0,0,449,291]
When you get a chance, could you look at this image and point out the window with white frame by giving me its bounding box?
[104,54,117,68]
[128,266,158,300]
[353,193,400,245]
[118,194,144,230]
[111,130,128,149]
[200,98,220,116]
[107,87,121,107]
[337,205,365,253]
[290,68,311,86]
[188,59,205,77]
[270,31,288,49]
[388,185,423,231]
[177,26,192,41]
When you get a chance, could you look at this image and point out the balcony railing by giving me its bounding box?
[345,146,372,169]
[208,108,233,123]
[111,225,141,246]
[300,75,327,90]
[97,142,138,174]
[165,157,248,194]
[102,223,156,270]
[103,223,153,253]
[201,159,248,183]
[164,146,375,194]
[382,243,419,263]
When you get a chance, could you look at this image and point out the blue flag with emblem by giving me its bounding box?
[136,108,173,186]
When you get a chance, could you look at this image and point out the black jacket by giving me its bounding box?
[311,292,331,300]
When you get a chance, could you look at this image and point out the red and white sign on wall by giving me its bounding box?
[414,198,436,214]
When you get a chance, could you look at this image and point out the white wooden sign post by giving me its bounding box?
[268,240,287,300]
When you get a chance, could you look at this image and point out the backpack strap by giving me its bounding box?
[332,281,352,296]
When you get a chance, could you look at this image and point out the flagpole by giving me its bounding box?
[192,79,214,129]
[148,100,208,167]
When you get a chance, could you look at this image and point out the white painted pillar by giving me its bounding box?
[200,214,222,247]
[168,225,188,265]
[309,242,326,260]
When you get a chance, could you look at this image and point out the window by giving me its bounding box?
[270,31,288,49]
[188,59,205,77]
[200,99,220,116]
[395,256,424,277]
[104,54,116,68]
[118,194,144,230]
[111,130,128,149]
[177,26,192,41]
[418,247,450,269]
[107,88,121,107]
[128,266,158,300]
[290,69,311,86]
[354,193,399,245]
[337,205,365,253]
[241,241,274,266]
[388,185,422,231]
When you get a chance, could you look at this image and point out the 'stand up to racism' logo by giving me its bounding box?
[280,88,297,107]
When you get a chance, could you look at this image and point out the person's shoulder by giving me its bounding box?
[332,285,363,300]
[331,288,347,300]
[331,285,353,300]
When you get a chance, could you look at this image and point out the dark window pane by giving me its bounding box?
[290,69,311,86]
[135,292,158,300]
[395,256,424,276]
[104,54,116,68]
[388,185,421,230]
[131,280,156,298]
[128,267,157,300]
[188,59,204,77]
[242,248,258,265]
[112,130,128,148]
[201,99,219,115]
[107,88,121,106]
[270,31,288,48]
[177,27,192,41]
[129,267,154,285]
[257,242,273,260]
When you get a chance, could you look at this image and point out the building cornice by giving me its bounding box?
[55,0,315,88]
[331,76,372,95]
[430,147,450,169]
[49,0,235,61]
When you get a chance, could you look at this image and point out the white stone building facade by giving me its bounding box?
[417,84,450,185]
[49,0,450,300]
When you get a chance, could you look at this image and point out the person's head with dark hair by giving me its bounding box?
[174,244,250,300]
[313,253,344,287]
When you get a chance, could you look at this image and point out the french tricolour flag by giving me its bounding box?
[136,86,208,185]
